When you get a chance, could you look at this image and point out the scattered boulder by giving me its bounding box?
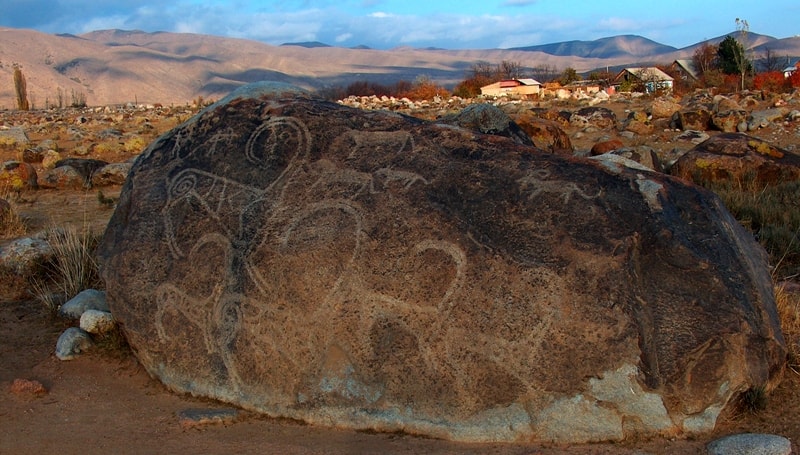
[623,111,653,135]
[670,133,800,186]
[0,126,29,147]
[0,235,52,275]
[41,150,62,170]
[91,162,133,187]
[650,98,682,119]
[438,104,533,146]
[748,108,788,131]
[510,112,573,154]
[80,309,116,334]
[59,289,109,319]
[590,139,624,156]
[39,165,87,189]
[671,108,713,131]
[675,130,710,145]
[606,146,663,173]
[55,158,110,187]
[707,433,792,455]
[55,327,94,360]
[98,84,785,443]
[575,106,617,129]
[712,109,748,133]
[22,148,44,164]
[0,161,38,191]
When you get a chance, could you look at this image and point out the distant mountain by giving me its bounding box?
[0,27,797,108]
[280,41,331,48]
[511,35,677,59]
[677,31,777,52]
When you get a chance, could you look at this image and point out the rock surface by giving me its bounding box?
[97,85,785,443]
[706,433,792,455]
[670,133,800,186]
[55,327,94,360]
[80,309,116,334]
[59,289,109,319]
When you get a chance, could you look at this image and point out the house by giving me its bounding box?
[480,78,542,97]
[614,67,674,93]
[671,60,700,82]
[783,61,800,78]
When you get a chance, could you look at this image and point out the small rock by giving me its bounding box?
[0,127,30,146]
[55,327,94,360]
[59,289,109,319]
[91,162,133,187]
[707,433,791,455]
[0,235,52,275]
[178,408,240,429]
[41,150,62,170]
[9,378,48,398]
[39,165,86,189]
[591,139,624,156]
[620,131,635,139]
[676,130,710,145]
[80,309,116,334]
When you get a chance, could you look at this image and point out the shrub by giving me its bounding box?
[93,142,119,155]
[398,76,450,101]
[753,71,790,92]
[123,136,148,154]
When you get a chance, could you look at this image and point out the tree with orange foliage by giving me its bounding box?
[753,71,789,92]
[398,76,450,101]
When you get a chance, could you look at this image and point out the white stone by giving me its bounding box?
[80,309,116,334]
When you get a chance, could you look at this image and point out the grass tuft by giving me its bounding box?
[0,200,27,238]
[705,179,800,281]
[30,226,102,312]
[776,284,800,375]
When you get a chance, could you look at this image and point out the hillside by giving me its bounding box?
[0,27,798,108]
[510,35,677,59]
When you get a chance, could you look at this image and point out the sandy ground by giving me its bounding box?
[2,96,800,454]
[1,191,798,455]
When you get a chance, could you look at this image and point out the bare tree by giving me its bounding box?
[12,64,29,111]
[498,60,524,80]
[470,61,497,80]
[758,47,783,73]
[530,64,560,83]
[692,42,718,75]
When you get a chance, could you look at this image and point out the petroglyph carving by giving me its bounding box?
[517,169,601,203]
[372,167,429,192]
[245,117,311,168]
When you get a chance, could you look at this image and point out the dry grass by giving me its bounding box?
[0,202,27,238]
[30,226,102,312]
[777,283,800,375]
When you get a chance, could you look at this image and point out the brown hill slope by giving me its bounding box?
[0,28,657,107]
[1,27,798,108]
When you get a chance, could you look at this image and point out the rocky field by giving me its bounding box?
[1,87,800,454]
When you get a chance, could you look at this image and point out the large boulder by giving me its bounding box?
[509,112,573,155]
[670,133,800,186]
[438,104,532,146]
[97,84,785,444]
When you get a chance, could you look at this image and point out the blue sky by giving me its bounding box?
[1,0,798,49]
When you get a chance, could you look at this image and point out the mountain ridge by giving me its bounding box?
[0,27,798,108]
